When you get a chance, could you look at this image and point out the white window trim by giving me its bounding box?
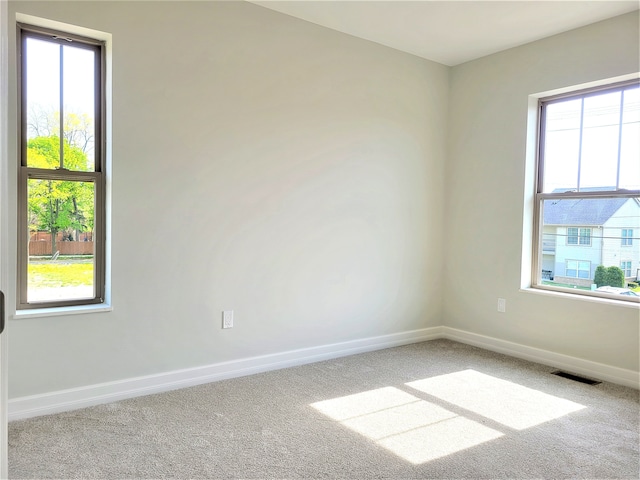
[566,227,592,246]
[13,303,113,319]
[565,259,591,279]
[620,261,632,278]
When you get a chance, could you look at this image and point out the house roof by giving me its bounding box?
[543,197,629,226]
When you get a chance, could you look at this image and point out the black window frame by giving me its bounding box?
[17,23,106,310]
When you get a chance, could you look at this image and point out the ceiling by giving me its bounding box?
[249,1,639,66]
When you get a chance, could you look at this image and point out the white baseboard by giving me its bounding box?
[9,325,638,421]
[441,327,640,389]
[8,326,443,421]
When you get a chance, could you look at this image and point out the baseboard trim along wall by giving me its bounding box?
[9,325,638,420]
[441,327,640,390]
[8,327,443,421]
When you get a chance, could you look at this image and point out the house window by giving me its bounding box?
[534,80,640,302]
[621,261,632,277]
[567,227,591,246]
[18,24,105,309]
[566,260,591,279]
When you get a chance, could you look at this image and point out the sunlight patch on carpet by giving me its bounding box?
[406,369,586,430]
[310,386,503,464]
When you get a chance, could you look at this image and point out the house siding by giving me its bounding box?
[602,199,640,280]
[554,226,604,284]
[543,198,640,285]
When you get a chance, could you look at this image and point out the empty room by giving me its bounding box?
[0,1,638,478]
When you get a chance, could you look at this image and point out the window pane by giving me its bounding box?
[24,38,95,172]
[578,261,590,279]
[25,37,60,168]
[63,45,95,171]
[27,178,95,302]
[580,127,619,189]
[620,87,640,190]
[579,228,591,245]
[542,99,581,193]
[19,26,104,310]
[540,196,640,289]
[538,83,640,301]
[580,92,621,190]
[582,91,621,129]
[541,86,640,194]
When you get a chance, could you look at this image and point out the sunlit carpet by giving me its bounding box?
[8,339,640,479]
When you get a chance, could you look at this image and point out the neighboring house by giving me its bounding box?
[542,194,640,287]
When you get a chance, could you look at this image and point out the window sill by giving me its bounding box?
[520,287,640,309]
[13,303,112,319]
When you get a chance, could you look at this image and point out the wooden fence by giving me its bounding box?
[29,241,94,256]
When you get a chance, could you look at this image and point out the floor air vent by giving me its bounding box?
[551,370,601,385]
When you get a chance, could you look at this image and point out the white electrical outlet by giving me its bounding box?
[497,298,506,313]
[222,310,234,329]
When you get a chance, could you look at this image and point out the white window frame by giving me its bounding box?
[621,229,633,246]
[17,23,106,310]
[565,259,591,279]
[620,261,632,277]
[566,227,591,246]
[532,79,640,304]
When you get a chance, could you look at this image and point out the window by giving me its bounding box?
[18,24,105,309]
[565,260,591,279]
[534,80,640,302]
[621,261,632,277]
[567,227,591,246]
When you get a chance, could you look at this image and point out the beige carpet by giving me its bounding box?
[8,339,640,479]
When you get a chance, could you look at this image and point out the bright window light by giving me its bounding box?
[311,386,503,465]
[311,370,587,464]
[406,369,586,430]
[378,415,503,465]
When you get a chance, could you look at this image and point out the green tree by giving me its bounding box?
[27,135,90,170]
[594,265,607,287]
[28,106,94,164]
[594,265,625,288]
[604,266,625,288]
[27,136,94,256]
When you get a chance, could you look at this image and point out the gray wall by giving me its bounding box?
[6,1,448,397]
[5,2,639,399]
[445,12,639,370]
